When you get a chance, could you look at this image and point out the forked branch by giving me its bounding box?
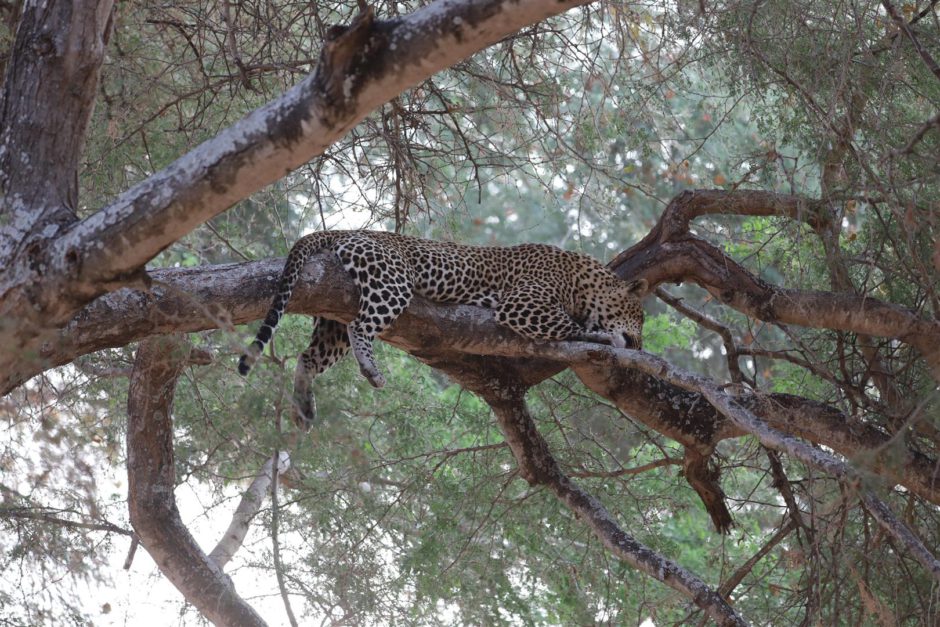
[609,190,940,381]
[427,363,747,626]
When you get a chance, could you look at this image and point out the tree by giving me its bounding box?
[1,0,938,625]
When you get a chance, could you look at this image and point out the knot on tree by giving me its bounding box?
[315,4,389,121]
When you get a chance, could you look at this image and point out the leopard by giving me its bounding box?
[238,230,648,428]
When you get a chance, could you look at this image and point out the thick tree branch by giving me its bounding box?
[0,0,114,261]
[1,0,595,384]
[609,190,940,381]
[10,252,938,506]
[521,342,940,582]
[127,335,266,626]
[572,360,940,505]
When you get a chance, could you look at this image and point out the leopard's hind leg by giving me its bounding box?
[292,317,350,430]
[335,236,413,388]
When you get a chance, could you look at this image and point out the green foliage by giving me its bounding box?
[642,312,698,354]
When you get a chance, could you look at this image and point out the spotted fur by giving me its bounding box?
[239,230,647,428]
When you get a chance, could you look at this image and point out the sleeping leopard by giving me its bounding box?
[239,230,648,427]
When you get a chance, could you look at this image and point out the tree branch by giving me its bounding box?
[0,507,132,536]
[682,448,734,533]
[719,519,796,598]
[881,0,940,83]
[656,286,745,384]
[0,0,114,261]
[436,371,747,626]
[522,342,940,583]
[9,251,938,506]
[209,451,291,569]
[127,334,267,626]
[609,190,940,381]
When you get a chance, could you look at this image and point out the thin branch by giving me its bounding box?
[656,287,745,384]
[736,346,860,404]
[849,563,897,627]
[881,0,940,83]
[764,448,814,542]
[205,220,252,262]
[271,449,299,627]
[0,508,133,536]
[123,536,140,570]
[890,110,940,157]
[221,0,254,91]
[271,370,299,627]
[568,457,680,478]
[719,519,796,598]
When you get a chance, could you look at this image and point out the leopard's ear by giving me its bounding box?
[625,278,649,297]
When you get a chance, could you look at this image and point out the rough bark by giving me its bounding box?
[519,341,940,583]
[127,334,267,627]
[572,360,940,507]
[0,0,114,263]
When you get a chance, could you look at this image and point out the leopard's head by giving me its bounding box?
[597,278,648,350]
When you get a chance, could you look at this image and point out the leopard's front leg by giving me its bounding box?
[346,321,387,388]
[495,286,586,341]
[494,285,629,347]
[336,237,413,388]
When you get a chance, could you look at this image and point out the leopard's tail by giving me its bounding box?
[238,231,340,375]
